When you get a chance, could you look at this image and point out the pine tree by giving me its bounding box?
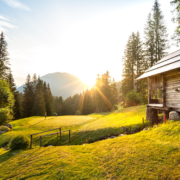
[54,96,63,115]
[0,32,10,79]
[110,78,118,106]
[171,0,180,43]
[32,89,46,116]
[144,0,168,66]
[32,77,46,116]
[121,32,144,97]
[45,83,54,116]
[153,0,168,61]
[23,74,34,117]
[144,13,155,67]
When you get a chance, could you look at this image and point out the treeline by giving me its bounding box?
[120,0,169,107]
[54,71,118,115]
[23,74,54,117]
[20,71,118,117]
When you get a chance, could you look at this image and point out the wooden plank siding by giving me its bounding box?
[165,70,180,111]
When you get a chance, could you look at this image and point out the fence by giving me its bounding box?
[30,128,71,148]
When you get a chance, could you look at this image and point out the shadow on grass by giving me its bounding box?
[42,122,151,146]
[28,119,47,127]
[0,147,38,164]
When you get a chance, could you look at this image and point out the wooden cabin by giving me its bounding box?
[137,50,180,123]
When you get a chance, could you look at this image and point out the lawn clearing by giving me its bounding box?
[0,115,98,148]
[1,120,180,179]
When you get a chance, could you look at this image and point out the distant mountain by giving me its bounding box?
[17,72,92,99]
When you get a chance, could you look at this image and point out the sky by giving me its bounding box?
[0,0,179,87]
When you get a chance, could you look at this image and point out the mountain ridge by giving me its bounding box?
[17,72,91,99]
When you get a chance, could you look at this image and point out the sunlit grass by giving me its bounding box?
[1,105,180,179]
[0,115,98,147]
[1,119,180,179]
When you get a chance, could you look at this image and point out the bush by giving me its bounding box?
[125,90,141,107]
[0,126,10,132]
[10,135,30,150]
[0,108,13,125]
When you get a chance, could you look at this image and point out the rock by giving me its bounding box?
[5,124,12,130]
[143,128,148,131]
[169,111,180,121]
[130,130,135,134]
[0,131,6,134]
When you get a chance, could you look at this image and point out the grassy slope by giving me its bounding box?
[0,106,147,147]
[0,115,100,147]
[1,105,180,179]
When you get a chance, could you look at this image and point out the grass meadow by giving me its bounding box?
[1,105,180,179]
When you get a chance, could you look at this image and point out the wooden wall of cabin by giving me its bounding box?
[148,75,163,104]
[165,69,180,112]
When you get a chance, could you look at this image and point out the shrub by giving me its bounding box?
[0,126,10,132]
[0,108,13,125]
[125,90,141,107]
[10,135,30,150]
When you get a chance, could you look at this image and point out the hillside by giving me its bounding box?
[17,72,92,99]
[1,106,180,179]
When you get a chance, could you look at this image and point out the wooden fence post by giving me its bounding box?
[69,130,71,142]
[30,135,32,148]
[40,136,42,147]
[59,128,61,139]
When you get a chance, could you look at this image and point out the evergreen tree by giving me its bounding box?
[153,0,168,61]
[121,32,144,97]
[81,90,94,115]
[101,71,112,111]
[144,0,168,66]
[171,0,180,43]
[54,96,63,115]
[32,77,46,116]
[45,83,54,116]
[144,13,155,67]
[23,74,34,117]
[94,74,102,112]
[111,78,118,106]
[0,32,10,79]
[32,89,46,116]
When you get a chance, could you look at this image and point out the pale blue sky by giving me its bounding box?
[0,0,178,86]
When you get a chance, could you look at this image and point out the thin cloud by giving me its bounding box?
[0,15,9,21]
[0,15,16,33]
[3,0,30,11]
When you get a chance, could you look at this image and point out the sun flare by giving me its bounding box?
[80,75,96,86]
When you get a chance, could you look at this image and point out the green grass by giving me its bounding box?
[0,105,148,147]
[1,105,180,179]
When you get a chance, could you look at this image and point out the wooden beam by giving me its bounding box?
[147,105,169,111]
[148,77,151,104]
[162,75,166,107]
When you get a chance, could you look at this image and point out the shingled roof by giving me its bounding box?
[137,49,180,80]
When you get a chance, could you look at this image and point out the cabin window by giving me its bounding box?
[150,75,163,104]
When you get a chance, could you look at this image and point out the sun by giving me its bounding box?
[80,75,96,86]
